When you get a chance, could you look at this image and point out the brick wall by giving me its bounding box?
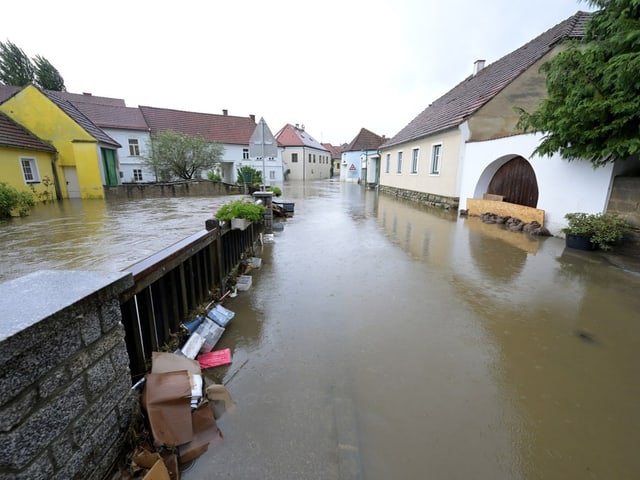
[0,270,134,480]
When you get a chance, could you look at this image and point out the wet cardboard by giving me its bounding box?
[177,402,223,464]
[142,371,193,447]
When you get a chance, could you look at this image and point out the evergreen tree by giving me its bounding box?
[517,0,640,167]
[0,40,34,86]
[33,54,66,91]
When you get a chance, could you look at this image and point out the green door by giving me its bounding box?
[102,148,119,186]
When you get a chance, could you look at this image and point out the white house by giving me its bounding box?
[378,11,631,235]
[139,106,258,183]
[275,123,331,181]
[340,128,385,184]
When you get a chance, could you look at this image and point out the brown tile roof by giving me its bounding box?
[0,112,56,153]
[275,123,329,151]
[344,128,386,152]
[71,102,149,131]
[45,90,121,148]
[139,106,257,144]
[383,11,591,149]
[48,91,126,107]
[0,84,21,103]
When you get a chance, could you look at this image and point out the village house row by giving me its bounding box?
[1,11,637,235]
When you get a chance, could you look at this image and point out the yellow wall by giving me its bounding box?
[0,85,105,199]
[379,127,462,198]
[0,147,56,201]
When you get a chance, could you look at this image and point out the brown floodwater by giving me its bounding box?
[2,181,638,479]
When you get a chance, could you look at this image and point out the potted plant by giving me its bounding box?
[215,200,266,230]
[563,212,631,251]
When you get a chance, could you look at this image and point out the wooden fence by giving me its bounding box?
[119,220,262,379]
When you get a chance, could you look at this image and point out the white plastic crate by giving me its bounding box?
[236,275,252,291]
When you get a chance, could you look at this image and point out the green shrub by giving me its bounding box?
[0,182,34,218]
[267,186,282,197]
[215,200,266,222]
[207,171,222,182]
[563,212,631,250]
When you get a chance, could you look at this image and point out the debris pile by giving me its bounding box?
[113,255,262,479]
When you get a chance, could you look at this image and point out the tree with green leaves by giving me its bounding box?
[0,40,66,91]
[145,130,223,181]
[517,0,640,168]
[0,40,34,86]
[33,54,66,91]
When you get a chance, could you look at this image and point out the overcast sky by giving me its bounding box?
[4,0,593,145]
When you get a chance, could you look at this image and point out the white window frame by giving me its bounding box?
[128,139,140,156]
[133,169,143,181]
[385,153,390,173]
[411,147,419,174]
[396,151,403,174]
[242,148,249,160]
[430,143,442,175]
[20,157,40,184]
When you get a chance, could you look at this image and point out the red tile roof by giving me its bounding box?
[139,106,257,144]
[0,112,56,153]
[275,123,328,151]
[344,128,386,152]
[383,11,591,148]
[322,142,345,159]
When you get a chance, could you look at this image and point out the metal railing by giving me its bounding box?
[119,220,262,379]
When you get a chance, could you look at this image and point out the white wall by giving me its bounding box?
[104,128,153,182]
[459,133,615,235]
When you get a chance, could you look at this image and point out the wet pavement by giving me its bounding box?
[2,182,639,479]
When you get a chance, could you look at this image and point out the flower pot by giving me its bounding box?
[231,217,250,231]
[566,234,596,251]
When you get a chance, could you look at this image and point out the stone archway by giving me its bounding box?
[486,156,539,207]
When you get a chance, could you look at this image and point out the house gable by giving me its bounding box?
[382,11,590,150]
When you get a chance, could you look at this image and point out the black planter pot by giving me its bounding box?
[566,234,597,250]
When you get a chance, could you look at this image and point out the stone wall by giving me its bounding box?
[607,176,640,227]
[104,180,243,200]
[0,270,135,480]
[379,185,459,210]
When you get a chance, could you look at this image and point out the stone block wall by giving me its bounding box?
[379,185,459,210]
[103,180,243,200]
[607,176,640,227]
[0,270,135,480]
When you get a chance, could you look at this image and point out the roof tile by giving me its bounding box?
[139,106,257,144]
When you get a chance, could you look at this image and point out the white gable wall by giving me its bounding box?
[459,133,615,235]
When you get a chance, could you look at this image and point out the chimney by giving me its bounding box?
[222,109,228,116]
[82,92,92,96]
[250,114,255,122]
[473,59,486,75]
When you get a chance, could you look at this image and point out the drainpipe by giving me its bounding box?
[51,152,62,200]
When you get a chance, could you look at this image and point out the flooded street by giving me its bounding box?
[2,182,639,479]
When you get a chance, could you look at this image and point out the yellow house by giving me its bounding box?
[0,85,121,199]
[0,111,57,202]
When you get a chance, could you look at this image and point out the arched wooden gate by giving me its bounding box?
[487,156,539,207]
